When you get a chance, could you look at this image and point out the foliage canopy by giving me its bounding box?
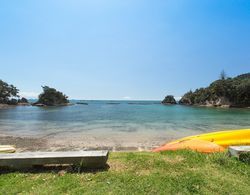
[0,80,19,104]
[36,86,69,106]
[180,73,250,107]
[162,95,177,104]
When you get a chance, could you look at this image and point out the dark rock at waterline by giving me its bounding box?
[32,103,74,107]
[76,102,88,105]
[32,103,46,107]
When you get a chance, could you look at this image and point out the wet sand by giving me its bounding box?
[0,130,178,152]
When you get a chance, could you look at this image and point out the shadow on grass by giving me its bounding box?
[0,163,110,174]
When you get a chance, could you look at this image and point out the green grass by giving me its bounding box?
[0,151,250,194]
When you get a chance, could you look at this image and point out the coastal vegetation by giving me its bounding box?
[162,95,176,104]
[0,151,249,194]
[35,86,69,106]
[179,73,250,107]
[2,72,250,108]
[0,80,19,104]
[18,97,28,104]
[0,80,69,107]
[0,80,28,105]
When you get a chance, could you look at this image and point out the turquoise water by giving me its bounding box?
[0,100,250,138]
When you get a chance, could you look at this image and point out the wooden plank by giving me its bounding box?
[0,150,109,169]
[228,146,250,158]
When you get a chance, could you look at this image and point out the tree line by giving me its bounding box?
[179,73,250,107]
[2,72,250,107]
[0,80,68,106]
[162,72,250,107]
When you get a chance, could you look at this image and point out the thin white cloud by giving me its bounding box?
[123,96,132,100]
[19,92,39,99]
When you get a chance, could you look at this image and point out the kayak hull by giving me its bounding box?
[170,129,250,148]
[153,129,250,153]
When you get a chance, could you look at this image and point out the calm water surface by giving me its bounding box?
[0,100,249,138]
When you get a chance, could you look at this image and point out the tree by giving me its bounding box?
[18,97,28,104]
[234,79,250,106]
[179,90,195,105]
[0,80,19,104]
[220,70,227,80]
[36,86,69,106]
[162,95,177,104]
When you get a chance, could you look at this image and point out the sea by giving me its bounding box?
[0,100,249,139]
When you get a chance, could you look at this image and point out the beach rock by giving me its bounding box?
[203,97,232,107]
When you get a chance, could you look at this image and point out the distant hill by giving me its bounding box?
[179,73,250,108]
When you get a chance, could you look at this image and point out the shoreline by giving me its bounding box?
[0,103,31,109]
[178,103,250,109]
[1,103,250,109]
[0,133,174,152]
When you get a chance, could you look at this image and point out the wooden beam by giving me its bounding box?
[0,150,109,169]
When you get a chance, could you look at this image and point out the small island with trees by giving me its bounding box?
[162,95,177,105]
[33,86,69,107]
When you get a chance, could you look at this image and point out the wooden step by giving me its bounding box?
[0,150,109,169]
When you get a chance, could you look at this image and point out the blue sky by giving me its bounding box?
[0,0,249,100]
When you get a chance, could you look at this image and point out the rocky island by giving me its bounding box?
[179,73,250,108]
[33,86,69,106]
[162,95,177,105]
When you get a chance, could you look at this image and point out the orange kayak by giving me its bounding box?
[153,139,225,153]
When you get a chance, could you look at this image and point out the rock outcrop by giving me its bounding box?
[162,95,177,105]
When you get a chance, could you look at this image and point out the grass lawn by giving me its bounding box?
[0,150,249,194]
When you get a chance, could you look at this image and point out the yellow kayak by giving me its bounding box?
[169,129,250,148]
[0,145,16,153]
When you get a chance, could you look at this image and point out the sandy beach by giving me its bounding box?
[0,131,176,152]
